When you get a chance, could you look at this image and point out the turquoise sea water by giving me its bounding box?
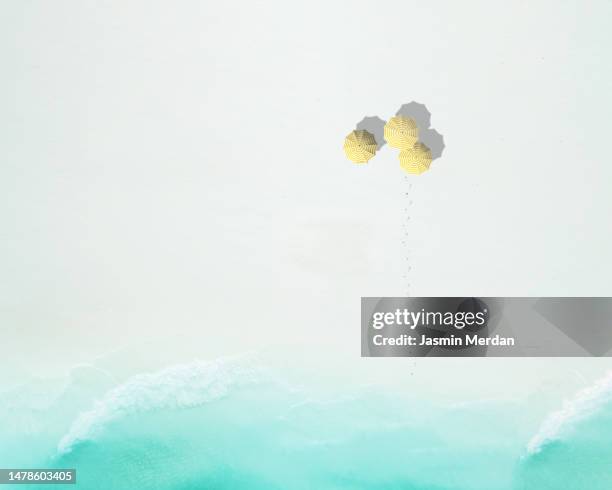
[1,357,611,489]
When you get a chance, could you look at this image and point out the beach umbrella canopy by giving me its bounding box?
[384,116,419,150]
[343,129,378,163]
[399,142,432,175]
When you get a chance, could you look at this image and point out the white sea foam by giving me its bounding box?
[526,371,612,455]
[57,355,259,455]
[0,365,111,437]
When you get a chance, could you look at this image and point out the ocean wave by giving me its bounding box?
[57,355,260,455]
[525,370,612,455]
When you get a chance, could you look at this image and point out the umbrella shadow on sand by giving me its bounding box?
[356,116,386,150]
[396,102,445,160]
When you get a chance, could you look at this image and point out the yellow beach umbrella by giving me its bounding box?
[384,116,418,150]
[343,130,378,163]
[399,143,432,175]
